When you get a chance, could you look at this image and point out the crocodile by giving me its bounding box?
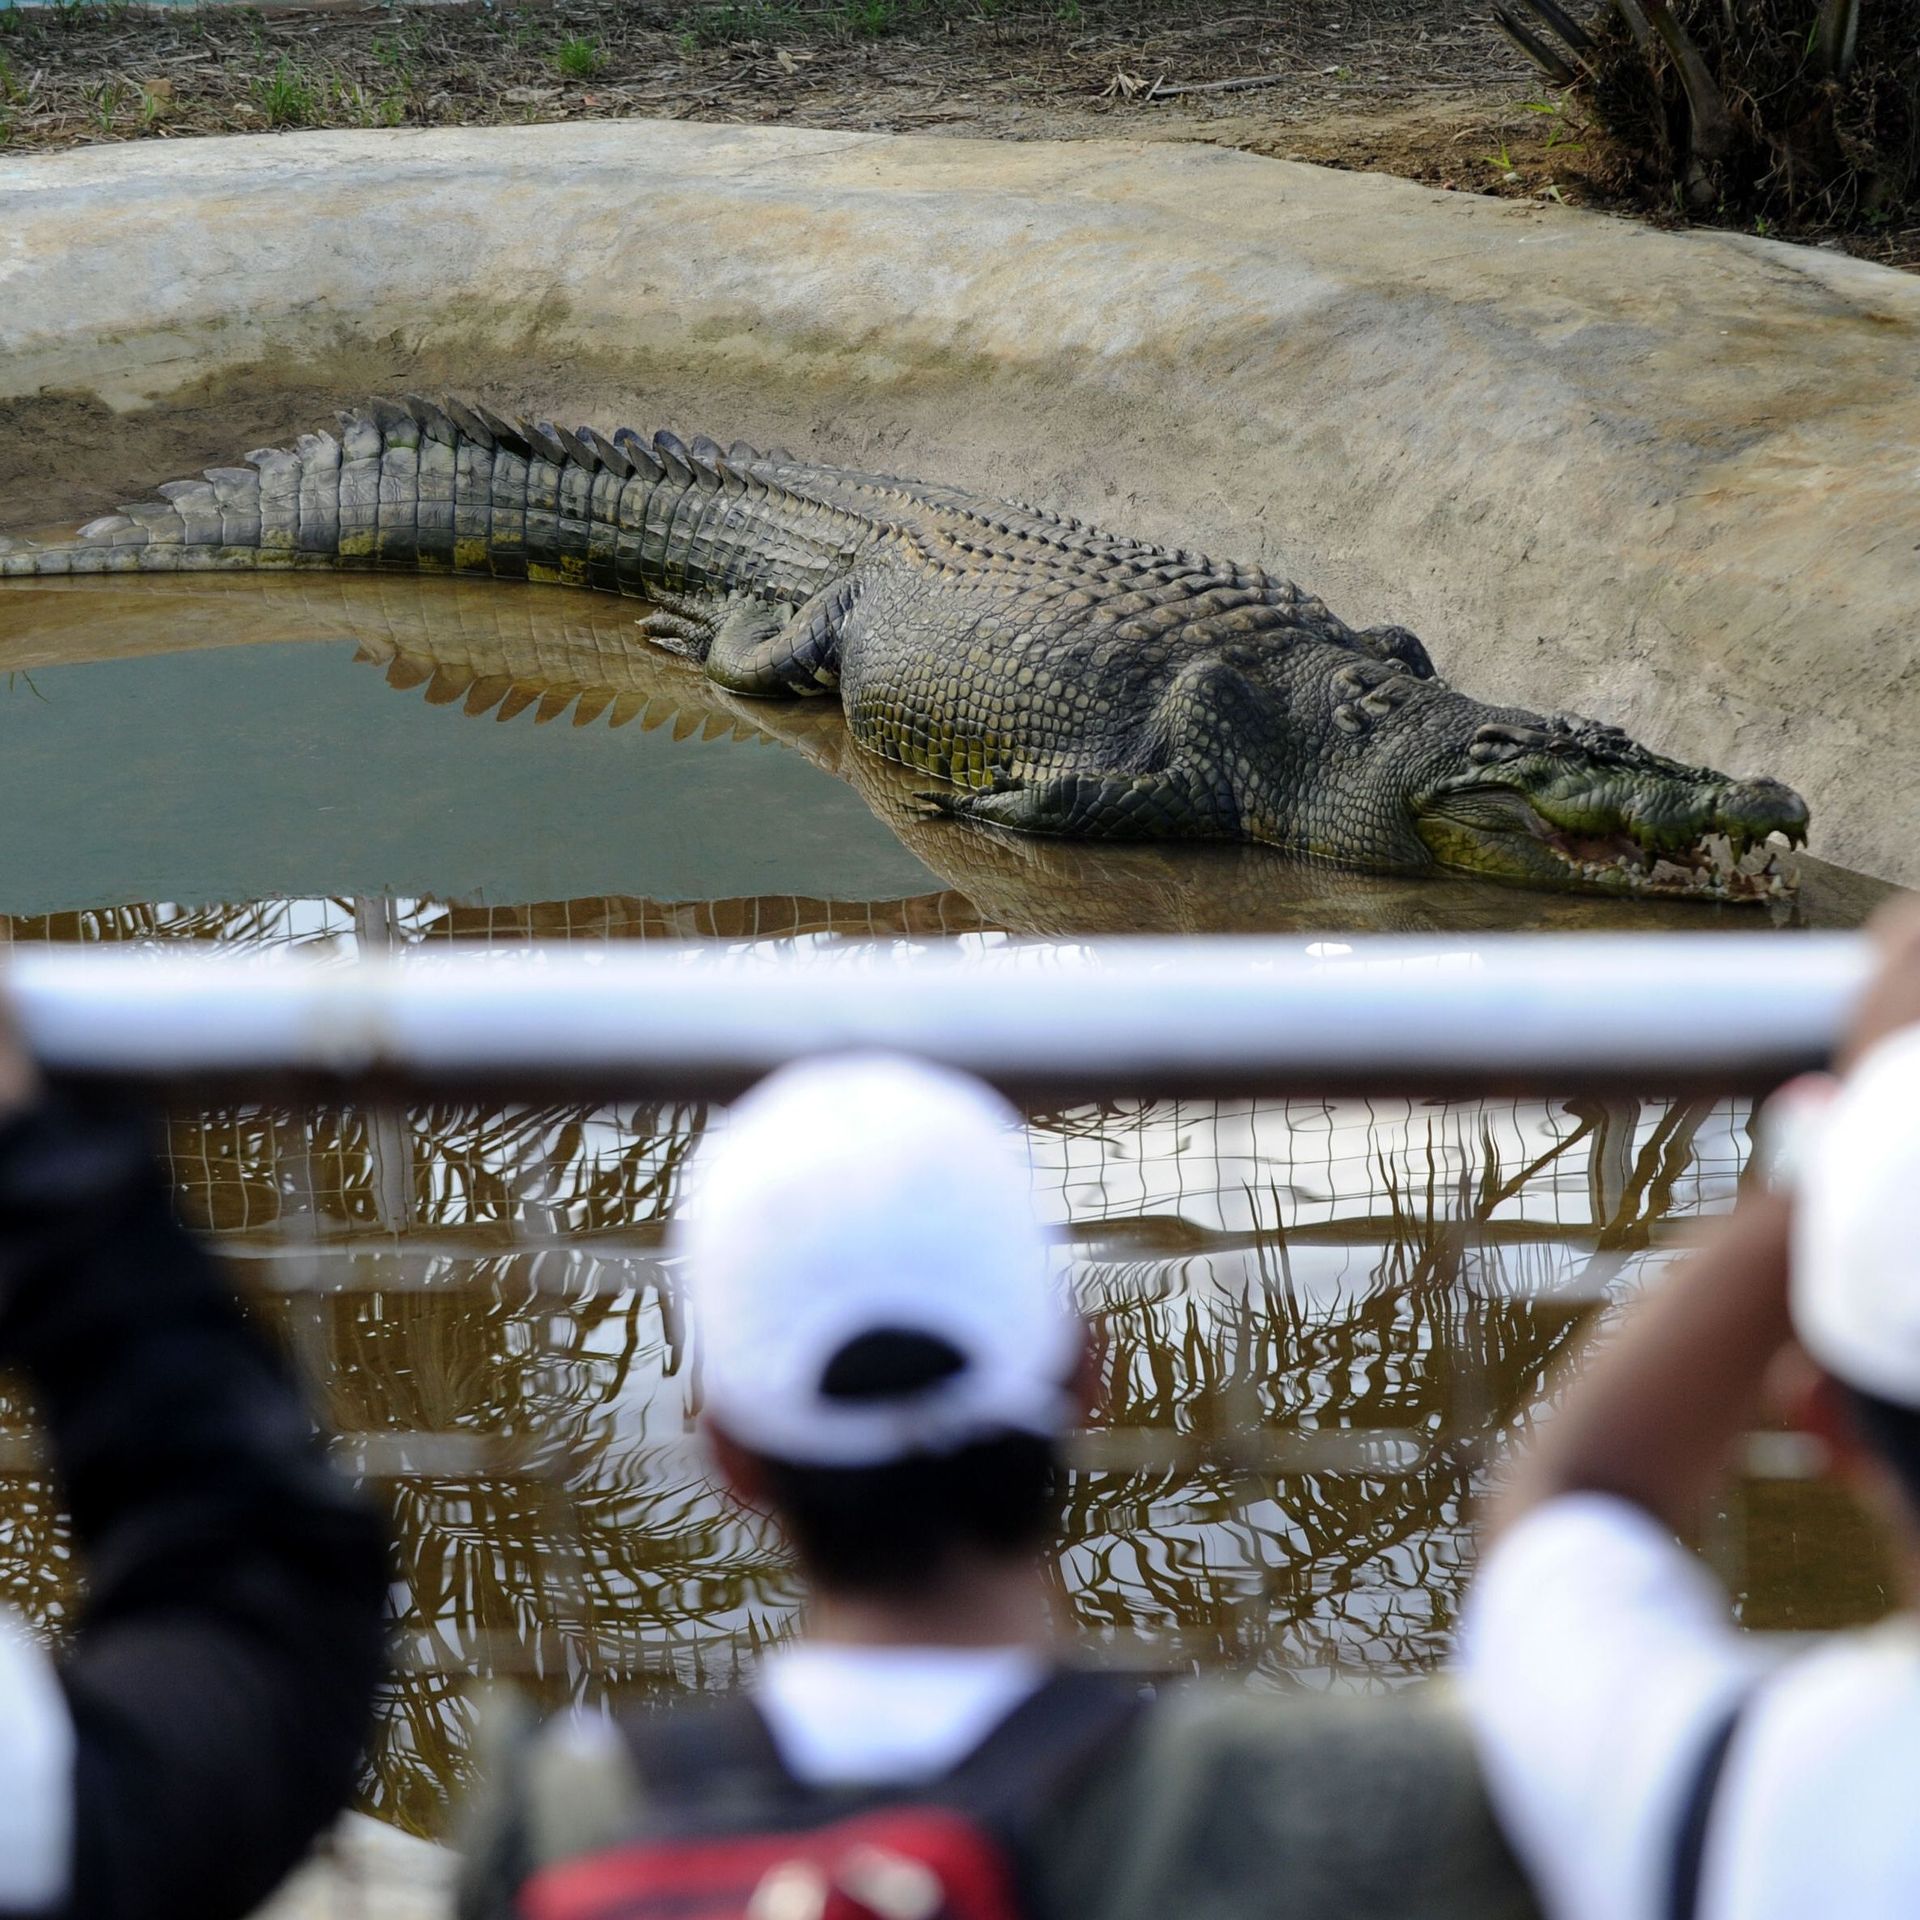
[12,569,1877,933]
[0,395,1809,901]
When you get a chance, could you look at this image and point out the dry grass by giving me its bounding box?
[0,0,1912,265]
[0,0,1541,156]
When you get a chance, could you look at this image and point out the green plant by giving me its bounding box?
[370,29,418,73]
[1495,0,1920,233]
[329,80,401,127]
[673,3,802,48]
[550,35,604,78]
[842,0,902,35]
[499,9,542,50]
[254,56,321,128]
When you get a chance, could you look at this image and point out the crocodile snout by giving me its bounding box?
[1718,777,1810,846]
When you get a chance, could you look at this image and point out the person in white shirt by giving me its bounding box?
[677,1049,1091,1791]
[1461,901,1920,1920]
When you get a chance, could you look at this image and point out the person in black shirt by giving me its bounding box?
[0,996,389,1920]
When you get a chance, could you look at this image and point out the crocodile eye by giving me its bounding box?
[1360,624,1436,680]
[1550,712,1624,749]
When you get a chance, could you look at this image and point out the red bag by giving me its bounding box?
[519,1670,1149,1920]
[524,1805,1018,1920]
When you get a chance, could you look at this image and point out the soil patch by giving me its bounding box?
[3,0,1910,266]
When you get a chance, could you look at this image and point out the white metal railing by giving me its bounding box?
[8,933,1869,1098]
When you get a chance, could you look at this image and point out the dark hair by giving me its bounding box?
[1844,1385,1920,1517]
[749,1328,1062,1595]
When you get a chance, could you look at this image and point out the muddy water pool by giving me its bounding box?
[0,574,1895,1834]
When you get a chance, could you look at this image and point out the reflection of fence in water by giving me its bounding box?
[1041,1093,1743,1680]
[0,896,1751,1835]
[155,1082,1738,1830]
[0,891,996,951]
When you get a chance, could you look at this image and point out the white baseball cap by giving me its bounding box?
[674,1052,1079,1467]
[1792,1023,1920,1408]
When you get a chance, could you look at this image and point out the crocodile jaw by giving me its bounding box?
[1526,820,1801,900]
[1414,789,1807,901]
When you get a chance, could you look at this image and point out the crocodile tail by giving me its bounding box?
[0,396,857,604]
[0,396,541,581]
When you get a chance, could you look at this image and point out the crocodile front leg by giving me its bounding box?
[638,583,853,698]
[634,592,720,659]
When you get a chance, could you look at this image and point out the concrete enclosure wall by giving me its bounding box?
[2,123,1914,884]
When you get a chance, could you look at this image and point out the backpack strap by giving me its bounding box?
[932,1667,1155,1835]
[1665,1687,1752,1920]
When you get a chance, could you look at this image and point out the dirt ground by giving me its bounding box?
[1,0,1914,267]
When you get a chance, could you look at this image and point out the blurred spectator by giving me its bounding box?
[0,996,389,1920]
[461,1053,1536,1920]
[1462,901,1920,1920]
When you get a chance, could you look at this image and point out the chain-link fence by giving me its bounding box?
[0,894,1886,1851]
